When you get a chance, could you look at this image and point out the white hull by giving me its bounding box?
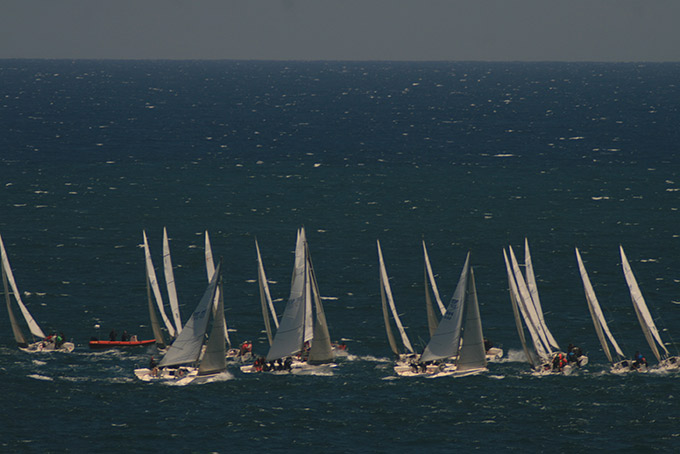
[240,359,336,374]
[22,340,75,353]
[486,347,503,362]
[610,360,647,374]
[135,367,231,384]
[135,367,198,382]
[394,362,487,378]
[653,356,680,372]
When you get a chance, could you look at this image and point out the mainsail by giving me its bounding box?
[620,245,670,362]
[306,240,334,365]
[255,238,279,346]
[420,253,470,363]
[159,262,221,368]
[162,227,182,334]
[198,276,228,376]
[523,239,560,351]
[377,240,415,356]
[1,233,46,346]
[503,249,535,367]
[575,247,625,363]
[505,247,553,363]
[143,231,176,338]
[455,268,488,371]
[423,241,446,337]
[266,229,310,361]
[205,231,231,347]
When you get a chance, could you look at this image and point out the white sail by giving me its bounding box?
[256,239,278,346]
[162,227,182,334]
[160,262,221,368]
[146,269,166,349]
[300,228,314,345]
[456,268,488,371]
[306,242,334,365]
[420,253,470,363]
[198,277,228,376]
[204,231,231,347]
[143,231,176,338]
[503,249,535,367]
[423,241,446,337]
[506,247,552,362]
[575,248,625,363]
[0,233,46,340]
[620,245,670,362]
[377,240,415,355]
[266,229,309,361]
[524,239,560,351]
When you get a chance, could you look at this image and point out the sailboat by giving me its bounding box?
[575,247,634,373]
[423,241,503,362]
[134,261,227,383]
[1,233,74,353]
[403,252,488,378]
[620,246,679,371]
[377,240,417,367]
[503,241,587,374]
[242,227,336,373]
[204,231,246,361]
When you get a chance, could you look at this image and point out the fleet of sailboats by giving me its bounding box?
[4,228,679,380]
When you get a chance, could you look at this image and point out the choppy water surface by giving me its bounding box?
[1,60,679,452]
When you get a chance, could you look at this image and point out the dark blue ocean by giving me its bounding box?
[2,60,680,452]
